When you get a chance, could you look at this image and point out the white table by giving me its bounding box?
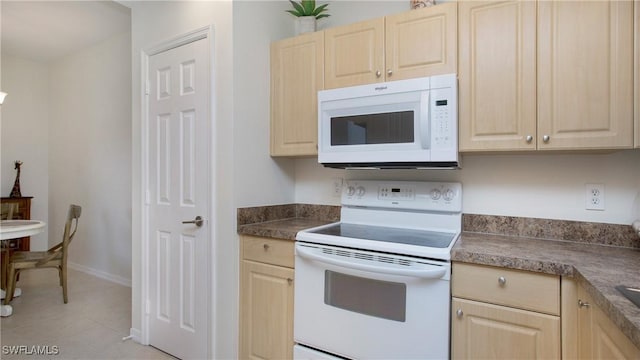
[0,220,46,317]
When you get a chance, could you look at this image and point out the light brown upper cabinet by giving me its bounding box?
[270,31,324,156]
[324,3,457,89]
[458,1,537,151]
[538,0,634,150]
[460,0,635,152]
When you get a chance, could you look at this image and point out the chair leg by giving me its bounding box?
[61,266,68,304]
[4,266,16,305]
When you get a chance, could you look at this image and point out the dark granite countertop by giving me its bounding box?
[453,232,640,349]
[238,218,335,241]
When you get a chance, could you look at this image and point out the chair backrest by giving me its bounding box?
[51,205,81,260]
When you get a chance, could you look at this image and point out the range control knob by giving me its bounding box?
[430,189,442,200]
[347,186,356,196]
[443,188,455,201]
[356,186,366,197]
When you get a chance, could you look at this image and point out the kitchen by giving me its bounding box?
[238,0,640,359]
[1,0,639,359]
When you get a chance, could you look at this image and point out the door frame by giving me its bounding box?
[139,25,216,358]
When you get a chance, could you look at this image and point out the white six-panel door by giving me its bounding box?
[147,36,210,359]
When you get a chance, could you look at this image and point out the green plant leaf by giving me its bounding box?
[288,0,304,16]
[301,0,315,15]
[312,3,328,16]
[315,13,330,19]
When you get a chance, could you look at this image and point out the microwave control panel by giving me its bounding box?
[430,88,456,149]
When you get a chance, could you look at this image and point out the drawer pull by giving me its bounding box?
[578,299,590,308]
[456,309,463,318]
[287,278,293,285]
[263,244,270,251]
[498,276,507,286]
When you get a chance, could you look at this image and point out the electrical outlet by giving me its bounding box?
[585,183,605,211]
[332,177,343,197]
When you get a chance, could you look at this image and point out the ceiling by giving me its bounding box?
[2,1,130,63]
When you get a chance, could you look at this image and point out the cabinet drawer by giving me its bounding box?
[452,263,560,315]
[242,235,294,268]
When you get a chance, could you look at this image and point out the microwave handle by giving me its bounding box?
[296,245,447,279]
[420,90,430,149]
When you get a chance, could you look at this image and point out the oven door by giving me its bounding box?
[294,242,451,360]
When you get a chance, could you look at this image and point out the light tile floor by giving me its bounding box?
[0,268,175,359]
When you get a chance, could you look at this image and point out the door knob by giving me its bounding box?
[182,216,204,227]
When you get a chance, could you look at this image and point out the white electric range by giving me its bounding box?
[294,180,462,359]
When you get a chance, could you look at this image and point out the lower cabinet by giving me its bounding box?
[239,235,294,360]
[451,298,560,359]
[575,282,640,359]
[451,262,561,359]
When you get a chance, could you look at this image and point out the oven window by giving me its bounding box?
[330,111,414,145]
[324,271,406,322]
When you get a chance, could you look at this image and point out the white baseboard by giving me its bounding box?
[68,262,132,287]
[129,328,144,344]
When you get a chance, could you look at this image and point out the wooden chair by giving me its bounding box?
[4,205,81,305]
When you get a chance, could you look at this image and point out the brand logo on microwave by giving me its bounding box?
[374,86,388,91]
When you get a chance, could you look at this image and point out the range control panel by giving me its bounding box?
[342,180,462,212]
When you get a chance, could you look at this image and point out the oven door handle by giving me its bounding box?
[296,246,447,279]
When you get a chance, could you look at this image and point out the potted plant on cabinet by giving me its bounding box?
[286,0,330,35]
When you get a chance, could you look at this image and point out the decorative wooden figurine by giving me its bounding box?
[10,161,22,198]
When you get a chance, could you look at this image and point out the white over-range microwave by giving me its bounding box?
[318,73,458,169]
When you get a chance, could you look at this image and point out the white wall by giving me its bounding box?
[0,55,49,250]
[233,0,296,208]
[126,1,235,358]
[48,31,132,284]
[296,151,640,225]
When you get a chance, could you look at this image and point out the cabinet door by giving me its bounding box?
[324,17,384,89]
[451,298,560,360]
[240,260,294,360]
[577,286,640,359]
[270,32,324,156]
[458,1,536,151]
[385,2,456,81]
[538,1,634,150]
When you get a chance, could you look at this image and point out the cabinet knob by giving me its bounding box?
[287,278,293,285]
[387,69,393,76]
[263,244,270,251]
[375,70,382,78]
[456,309,463,318]
[543,135,550,143]
[578,299,590,308]
[498,276,507,286]
[526,135,533,143]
